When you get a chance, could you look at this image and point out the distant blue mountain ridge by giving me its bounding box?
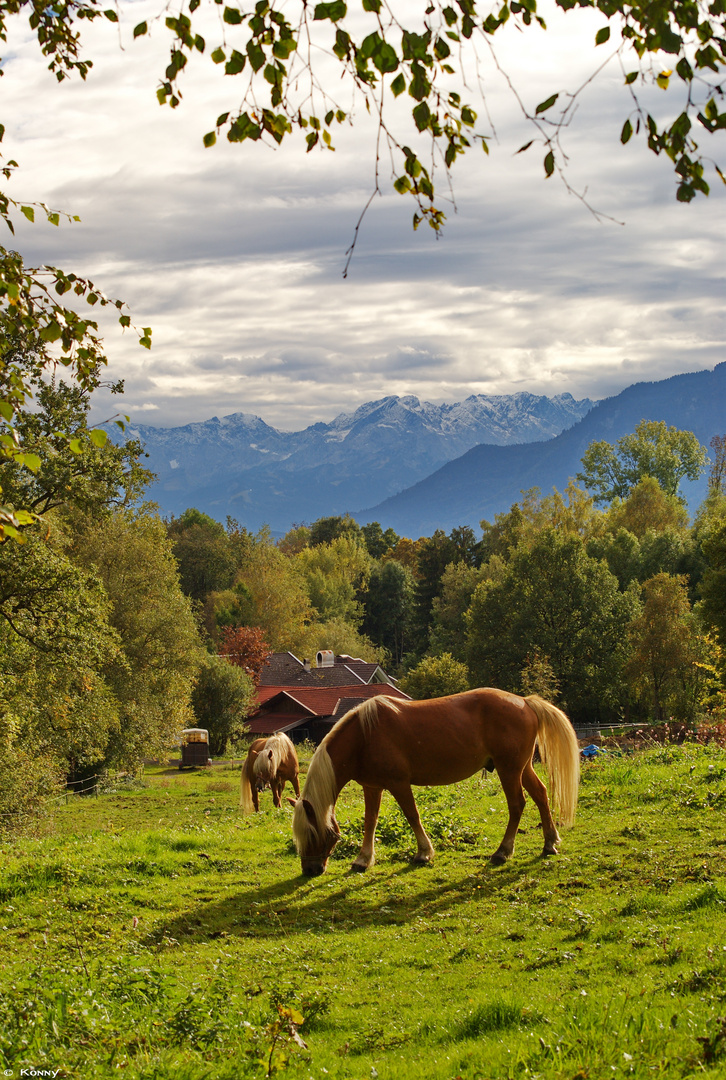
[111,391,594,533]
[357,364,726,535]
[112,365,725,536]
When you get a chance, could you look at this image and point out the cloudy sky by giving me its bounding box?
[4,0,725,430]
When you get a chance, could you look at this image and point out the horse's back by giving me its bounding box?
[355,688,539,787]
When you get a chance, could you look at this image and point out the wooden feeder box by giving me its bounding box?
[180,728,211,768]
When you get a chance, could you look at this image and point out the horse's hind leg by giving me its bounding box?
[352,785,382,872]
[388,783,435,866]
[522,761,560,856]
[490,765,526,866]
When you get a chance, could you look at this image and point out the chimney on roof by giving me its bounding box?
[317,650,334,667]
[303,658,311,672]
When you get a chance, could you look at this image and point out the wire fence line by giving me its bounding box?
[0,773,102,825]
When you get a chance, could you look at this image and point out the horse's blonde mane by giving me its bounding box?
[253,730,293,782]
[292,744,337,853]
[292,695,400,853]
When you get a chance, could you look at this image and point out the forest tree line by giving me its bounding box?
[2,352,726,826]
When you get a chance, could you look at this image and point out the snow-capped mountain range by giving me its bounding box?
[114,392,594,530]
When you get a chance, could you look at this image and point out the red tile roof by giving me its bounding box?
[250,683,410,723]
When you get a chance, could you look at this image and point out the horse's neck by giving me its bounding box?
[325,719,359,797]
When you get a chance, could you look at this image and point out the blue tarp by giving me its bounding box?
[580,743,604,758]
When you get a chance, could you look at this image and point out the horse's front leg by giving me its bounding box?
[388,783,435,866]
[352,785,382,872]
[490,765,526,865]
[271,778,283,808]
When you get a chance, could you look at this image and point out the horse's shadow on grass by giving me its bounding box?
[144,848,553,948]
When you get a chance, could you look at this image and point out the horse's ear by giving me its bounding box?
[331,814,341,838]
[268,749,273,759]
[302,798,317,825]
[286,797,298,809]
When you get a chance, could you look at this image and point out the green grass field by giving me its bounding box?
[3,742,726,1080]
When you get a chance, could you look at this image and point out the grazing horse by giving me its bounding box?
[240,731,300,813]
[291,689,579,876]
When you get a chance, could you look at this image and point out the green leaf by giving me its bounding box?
[516,139,534,154]
[225,50,246,74]
[372,41,398,74]
[211,47,226,63]
[246,40,266,71]
[393,175,412,193]
[20,205,35,223]
[272,36,296,59]
[362,0,381,9]
[624,71,638,85]
[203,131,217,147]
[69,439,83,455]
[413,101,431,131]
[104,9,119,22]
[0,401,13,421]
[133,19,148,36]
[620,118,633,144]
[223,6,243,23]
[675,57,693,81]
[595,26,610,45]
[40,321,62,343]
[544,150,555,177]
[89,429,108,448]
[535,93,558,115]
[391,73,406,97]
[313,0,347,21]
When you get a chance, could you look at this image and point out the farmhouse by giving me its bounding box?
[248,650,411,742]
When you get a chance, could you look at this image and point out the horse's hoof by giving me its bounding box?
[350,861,369,873]
[411,854,433,866]
[489,852,508,866]
[542,846,558,857]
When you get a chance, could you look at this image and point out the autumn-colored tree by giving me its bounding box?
[225,528,314,652]
[625,573,715,723]
[480,483,602,561]
[519,650,560,702]
[218,625,271,684]
[605,477,689,539]
[383,537,423,576]
[709,436,726,496]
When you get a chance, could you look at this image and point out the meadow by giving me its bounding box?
[3,742,726,1080]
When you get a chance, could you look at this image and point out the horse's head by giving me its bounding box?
[290,797,340,876]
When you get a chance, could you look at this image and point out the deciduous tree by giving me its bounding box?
[399,652,470,700]
[466,529,637,721]
[577,421,707,505]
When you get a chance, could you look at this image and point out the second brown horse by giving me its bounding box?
[240,731,300,813]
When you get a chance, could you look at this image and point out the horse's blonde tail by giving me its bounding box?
[240,753,255,814]
[526,695,580,827]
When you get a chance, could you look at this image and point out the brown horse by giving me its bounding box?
[240,731,300,813]
[291,689,579,875]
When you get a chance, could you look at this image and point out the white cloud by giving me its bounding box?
[3,0,724,431]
